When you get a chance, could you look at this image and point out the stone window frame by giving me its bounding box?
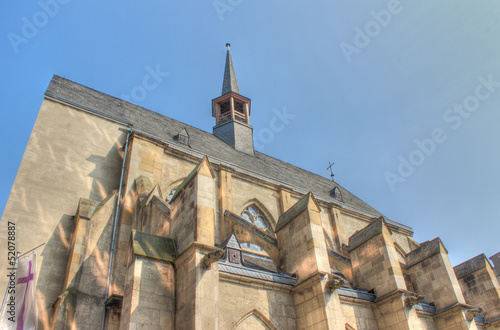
[238,201,276,254]
[239,199,276,232]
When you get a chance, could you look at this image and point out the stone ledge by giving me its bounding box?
[328,250,351,265]
[485,314,500,326]
[219,271,293,293]
[219,262,296,286]
[415,302,437,314]
[435,302,474,316]
[337,287,376,302]
[131,230,177,262]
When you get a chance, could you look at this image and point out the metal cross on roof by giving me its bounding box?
[327,161,335,182]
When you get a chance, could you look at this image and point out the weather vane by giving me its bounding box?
[327,161,335,182]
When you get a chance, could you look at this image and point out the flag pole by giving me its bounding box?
[19,243,45,258]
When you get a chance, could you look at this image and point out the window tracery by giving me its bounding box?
[241,205,270,232]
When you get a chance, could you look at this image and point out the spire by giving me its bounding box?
[222,43,240,95]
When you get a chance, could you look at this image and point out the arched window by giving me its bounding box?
[241,205,270,232]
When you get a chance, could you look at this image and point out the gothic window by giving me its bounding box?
[241,205,270,232]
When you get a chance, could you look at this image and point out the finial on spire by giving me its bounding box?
[222,44,240,95]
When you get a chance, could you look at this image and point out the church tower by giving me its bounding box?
[212,44,254,155]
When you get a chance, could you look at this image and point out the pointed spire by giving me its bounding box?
[222,43,240,95]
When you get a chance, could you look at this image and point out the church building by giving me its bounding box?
[1,45,500,329]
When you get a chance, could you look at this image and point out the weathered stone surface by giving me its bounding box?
[131,229,177,262]
[4,63,500,330]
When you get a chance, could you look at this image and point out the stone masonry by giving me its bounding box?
[1,49,499,329]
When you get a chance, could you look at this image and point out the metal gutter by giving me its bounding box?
[101,128,132,330]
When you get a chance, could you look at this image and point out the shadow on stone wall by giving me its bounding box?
[38,214,74,322]
[87,132,127,202]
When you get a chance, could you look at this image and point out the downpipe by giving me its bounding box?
[101,128,132,330]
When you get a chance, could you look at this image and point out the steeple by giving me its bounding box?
[222,43,240,95]
[212,44,254,156]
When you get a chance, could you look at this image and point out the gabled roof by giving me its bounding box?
[44,75,412,232]
[218,233,242,250]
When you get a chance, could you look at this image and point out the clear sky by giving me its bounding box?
[1,1,499,266]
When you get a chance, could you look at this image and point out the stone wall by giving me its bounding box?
[0,99,125,327]
[341,300,378,330]
[218,280,295,329]
[231,175,281,229]
[120,255,175,329]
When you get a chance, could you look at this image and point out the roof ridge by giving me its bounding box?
[45,75,411,233]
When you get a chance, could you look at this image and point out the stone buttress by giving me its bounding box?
[347,217,416,330]
[276,192,346,329]
[406,238,477,330]
[454,254,500,328]
[169,156,220,329]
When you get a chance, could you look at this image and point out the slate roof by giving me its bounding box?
[219,262,297,286]
[337,288,376,302]
[218,233,242,250]
[45,75,412,232]
[222,46,240,95]
[414,302,437,314]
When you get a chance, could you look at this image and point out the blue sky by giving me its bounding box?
[1,1,499,266]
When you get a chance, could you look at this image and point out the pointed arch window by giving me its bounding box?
[241,205,270,232]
